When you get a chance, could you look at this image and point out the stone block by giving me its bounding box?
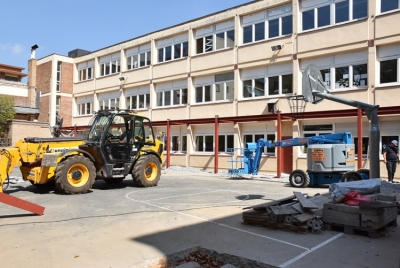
[377,194,397,202]
[336,203,359,214]
[323,202,338,211]
[322,209,360,227]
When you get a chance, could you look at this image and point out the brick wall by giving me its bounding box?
[38,95,50,122]
[37,61,52,94]
[61,62,73,125]
[60,95,72,126]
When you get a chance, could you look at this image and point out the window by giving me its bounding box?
[244,134,265,153]
[381,0,399,13]
[302,124,333,153]
[77,60,94,82]
[126,93,150,109]
[156,80,188,107]
[56,96,61,115]
[301,0,368,31]
[382,135,399,154]
[301,51,368,90]
[5,75,18,82]
[194,72,234,103]
[77,102,93,116]
[157,34,188,63]
[378,44,400,85]
[380,59,397,84]
[195,135,214,152]
[242,4,292,44]
[354,137,369,155]
[56,61,61,92]
[218,135,234,153]
[99,53,120,76]
[196,20,234,54]
[99,98,119,110]
[242,73,292,98]
[182,136,187,152]
[126,44,151,70]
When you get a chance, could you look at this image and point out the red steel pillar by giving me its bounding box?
[167,119,171,168]
[214,115,219,174]
[357,108,363,169]
[277,111,282,178]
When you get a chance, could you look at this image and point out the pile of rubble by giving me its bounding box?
[243,182,400,238]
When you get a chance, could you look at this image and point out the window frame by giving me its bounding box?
[126,93,150,110]
[158,41,188,63]
[242,74,293,99]
[100,59,120,77]
[195,135,214,152]
[127,50,151,70]
[77,102,93,116]
[98,98,119,110]
[300,0,368,32]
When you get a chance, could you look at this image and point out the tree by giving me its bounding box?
[0,95,16,138]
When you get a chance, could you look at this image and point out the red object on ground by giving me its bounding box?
[0,192,45,215]
[342,191,371,206]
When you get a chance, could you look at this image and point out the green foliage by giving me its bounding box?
[0,95,16,138]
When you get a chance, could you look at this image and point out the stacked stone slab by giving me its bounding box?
[322,193,398,237]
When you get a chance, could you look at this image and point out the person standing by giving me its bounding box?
[383,140,399,182]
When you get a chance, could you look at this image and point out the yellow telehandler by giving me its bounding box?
[0,109,164,194]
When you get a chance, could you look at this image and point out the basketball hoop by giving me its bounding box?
[287,95,307,120]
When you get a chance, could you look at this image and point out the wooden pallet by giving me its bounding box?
[324,219,398,238]
[242,218,309,234]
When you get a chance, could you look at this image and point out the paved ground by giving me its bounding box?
[1,169,399,268]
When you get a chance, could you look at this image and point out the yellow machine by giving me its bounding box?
[0,110,164,194]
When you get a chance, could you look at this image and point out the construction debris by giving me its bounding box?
[242,190,399,238]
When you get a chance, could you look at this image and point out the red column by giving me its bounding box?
[214,115,219,174]
[167,119,170,168]
[357,108,363,169]
[277,111,282,178]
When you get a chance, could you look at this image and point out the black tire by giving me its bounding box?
[29,179,56,189]
[356,168,370,180]
[341,171,363,182]
[55,155,96,194]
[132,154,161,187]
[289,169,310,188]
[103,178,124,184]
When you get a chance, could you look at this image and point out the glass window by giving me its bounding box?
[243,25,253,44]
[282,74,293,94]
[165,46,172,61]
[157,92,163,106]
[266,134,276,154]
[302,9,314,30]
[353,0,368,19]
[218,134,234,153]
[195,135,214,152]
[268,76,279,95]
[354,137,369,155]
[216,32,225,50]
[255,22,265,41]
[139,53,146,67]
[204,85,212,102]
[182,42,188,57]
[254,78,265,97]
[243,80,252,98]
[381,0,399,13]
[318,6,330,27]
[215,84,224,101]
[380,59,397,84]
[226,81,234,100]
[196,87,203,103]
[268,19,279,38]
[226,30,235,47]
[335,67,349,88]
[321,69,331,88]
[282,15,293,35]
[174,44,181,59]
[182,136,187,152]
[196,38,204,54]
[171,136,179,151]
[158,48,164,63]
[353,64,368,87]
[336,0,349,23]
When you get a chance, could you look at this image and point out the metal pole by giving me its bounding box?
[167,119,170,168]
[357,108,363,169]
[214,115,219,174]
[277,111,282,178]
[313,92,380,178]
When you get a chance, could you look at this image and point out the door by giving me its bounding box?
[282,136,293,174]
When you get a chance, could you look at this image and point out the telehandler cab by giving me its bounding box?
[0,109,164,194]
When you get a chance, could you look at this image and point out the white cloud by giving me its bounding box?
[0,43,24,55]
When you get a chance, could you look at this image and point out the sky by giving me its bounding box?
[1,0,250,82]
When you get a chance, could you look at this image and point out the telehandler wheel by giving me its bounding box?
[289,169,310,188]
[341,171,363,182]
[132,154,161,187]
[55,155,96,194]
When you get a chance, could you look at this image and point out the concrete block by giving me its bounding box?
[361,214,397,229]
[396,194,400,201]
[336,203,360,214]
[322,209,360,226]
[323,202,338,211]
[377,194,397,202]
[323,215,360,227]
[365,194,378,201]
